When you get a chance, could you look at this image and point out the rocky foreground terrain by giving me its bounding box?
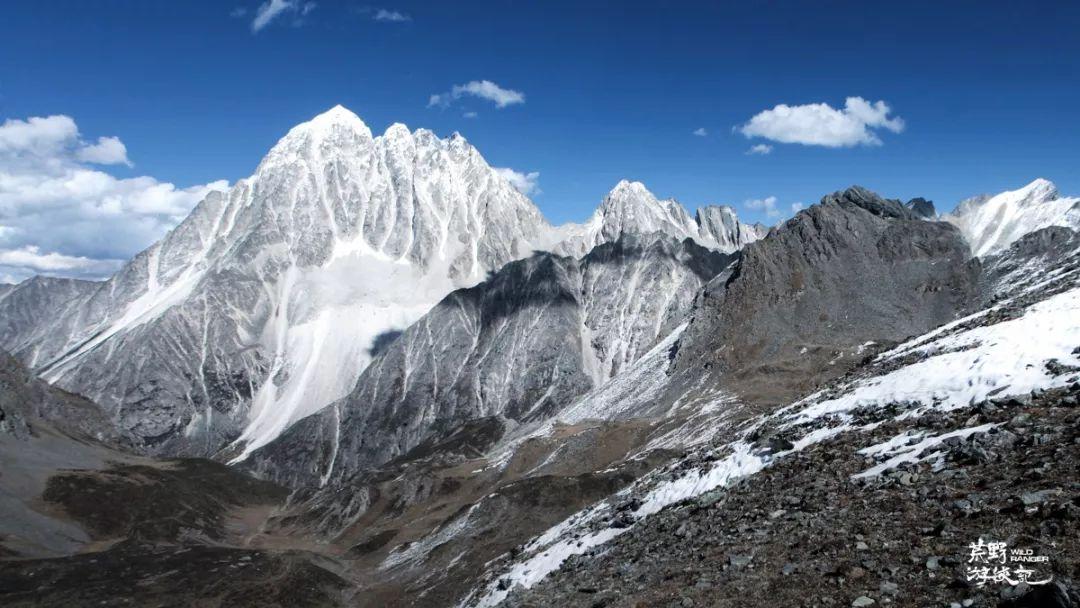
[500,377,1080,608]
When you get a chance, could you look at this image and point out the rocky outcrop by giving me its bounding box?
[905,196,936,218]
[984,225,1079,291]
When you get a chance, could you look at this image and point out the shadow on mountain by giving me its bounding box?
[368,329,404,358]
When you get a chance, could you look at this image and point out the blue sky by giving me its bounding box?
[1,0,1078,279]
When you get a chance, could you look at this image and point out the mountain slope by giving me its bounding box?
[5,181,1073,608]
[249,184,980,492]
[246,232,733,487]
[0,277,101,368]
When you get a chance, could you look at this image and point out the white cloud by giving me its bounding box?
[251,0,315,31]
[463,111,478,119]
[738,97,904,148]
[693,127,707,137]
[0,113,227,282]
[429,80,525,109]
[745,196,780,218]
[76,136,131,166]
[746,143,773,155]
[0,115,78,158]
[230,6,248,17]
[374,8,411,22]
[0,115,132,167]
[494,167,540,196]
[252,0,291,31]
[0,246,122,276]
[791,202,805,213]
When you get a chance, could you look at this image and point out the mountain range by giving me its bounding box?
[0,106,766,461]
[2,106,1078,608]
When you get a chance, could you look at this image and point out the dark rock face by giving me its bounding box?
[0,543,352,608]
[674,186,982,405]
[906,196,937,218]
[999,225,1079,257]
[0,349,129,447]
[42,459,287,543]
[984,226,1079,290]
[247,233,733,488]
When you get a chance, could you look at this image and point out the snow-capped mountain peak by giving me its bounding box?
[383,121,412,140]
[696,204,767,252]
[1020,177,1059,200]
[0,106,775,464]
[271,104,373,147]
[5,105,556,460]
[301,103,372,135]
[946,177,1079,256]
[554,180,765,256]
[596,179,697,240]
[605,179,655,202]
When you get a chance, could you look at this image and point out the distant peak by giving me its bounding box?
[603,180,656,205]
[383,122,412,139]
[263,105,374,163]
[312,104,364,124]
[905,197,937,219]
[953,178,1061,217]
[610,179,648,193]
[289,104,372,140]
[1017,177,1058,200]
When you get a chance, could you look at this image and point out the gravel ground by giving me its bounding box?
[503,384,1080,608]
